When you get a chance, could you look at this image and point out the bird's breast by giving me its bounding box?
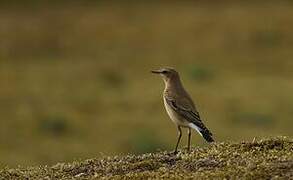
[163,97,188,127]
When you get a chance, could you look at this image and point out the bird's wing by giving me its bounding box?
[165,96,212,136]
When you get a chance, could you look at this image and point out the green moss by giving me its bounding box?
[1,137,292,179]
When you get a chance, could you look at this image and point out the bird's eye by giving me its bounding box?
[162,70,168,74]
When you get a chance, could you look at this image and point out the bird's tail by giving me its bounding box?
[189,123,214,143]
[201,130,214,143]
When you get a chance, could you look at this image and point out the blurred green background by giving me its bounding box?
[1,1,293,167]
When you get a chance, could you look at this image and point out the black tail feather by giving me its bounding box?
[201,131,214,143]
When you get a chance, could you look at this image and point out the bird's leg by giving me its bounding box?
[187,128,191,152]
[174,126,182,154]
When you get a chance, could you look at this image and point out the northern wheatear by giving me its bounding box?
[152,67,214,153]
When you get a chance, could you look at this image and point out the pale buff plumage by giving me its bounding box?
[152,67,214,153]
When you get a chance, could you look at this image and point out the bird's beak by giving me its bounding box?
[151,70,162,74]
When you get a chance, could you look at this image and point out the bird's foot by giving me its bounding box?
[167,150,178,156]
[182,146,191,153]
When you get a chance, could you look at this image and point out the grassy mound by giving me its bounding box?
[1,137,292,179]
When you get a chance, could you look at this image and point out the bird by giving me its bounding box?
[151,67,214,154]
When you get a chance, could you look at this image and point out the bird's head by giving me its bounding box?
[151,67,179,83]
